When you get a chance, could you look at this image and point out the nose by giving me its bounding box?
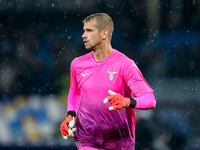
[82,31,86,39]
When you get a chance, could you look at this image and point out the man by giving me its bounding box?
[60,13,156,150]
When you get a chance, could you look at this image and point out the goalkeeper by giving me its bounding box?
[60,13,156,150]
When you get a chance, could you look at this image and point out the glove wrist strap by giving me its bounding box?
[129,98,137,108]
[67,111,76,117]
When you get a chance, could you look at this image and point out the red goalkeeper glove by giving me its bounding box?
[60,111,76,140]
[103,90,136,110]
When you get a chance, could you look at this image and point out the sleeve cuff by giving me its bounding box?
[129,98,137,108]
[67,111,76,117]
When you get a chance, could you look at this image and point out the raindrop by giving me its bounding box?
[68,35,72,39]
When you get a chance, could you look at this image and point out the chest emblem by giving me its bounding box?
[106,71,118,81]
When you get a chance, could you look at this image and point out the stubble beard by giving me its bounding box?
[84,42,95,51]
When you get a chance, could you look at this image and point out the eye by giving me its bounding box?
[87,29,92,32]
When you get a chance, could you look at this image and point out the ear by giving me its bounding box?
[102,29,109,40]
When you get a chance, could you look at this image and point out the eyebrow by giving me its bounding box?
[83,27,93,31]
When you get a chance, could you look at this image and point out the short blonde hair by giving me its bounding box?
[82,13,114,41]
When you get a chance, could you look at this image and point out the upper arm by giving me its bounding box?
[124,60,154,97]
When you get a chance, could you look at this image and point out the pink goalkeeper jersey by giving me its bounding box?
[70,49,154,150]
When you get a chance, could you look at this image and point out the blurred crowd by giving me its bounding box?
[0,13,200,97]
[0,14,82,97]
[0,94,77,149]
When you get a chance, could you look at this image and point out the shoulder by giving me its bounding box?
[71,52,92,67]
[114,49,136,66]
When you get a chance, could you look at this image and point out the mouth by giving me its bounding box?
[83,41,88,45]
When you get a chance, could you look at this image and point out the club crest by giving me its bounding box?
[106,71,118,81]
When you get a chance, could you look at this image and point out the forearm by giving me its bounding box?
[104,90,156,110]
[67,88,80,116]
[134,92,156,110]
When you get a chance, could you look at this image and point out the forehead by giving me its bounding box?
[83,19,97,29]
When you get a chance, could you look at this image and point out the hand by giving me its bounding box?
[103,90,131,110]
[60,115,76,140]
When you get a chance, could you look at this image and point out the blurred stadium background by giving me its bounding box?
[0,0,200,150]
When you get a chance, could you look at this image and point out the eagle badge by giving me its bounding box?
[106,71,118,81]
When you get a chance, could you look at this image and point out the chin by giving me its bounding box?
[85,46,93,51]
[85,47,90,50]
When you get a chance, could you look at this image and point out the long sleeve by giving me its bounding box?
[67,88,80,114]
[134,92,156,110]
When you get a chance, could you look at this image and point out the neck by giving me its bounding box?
[92,44,113,62]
